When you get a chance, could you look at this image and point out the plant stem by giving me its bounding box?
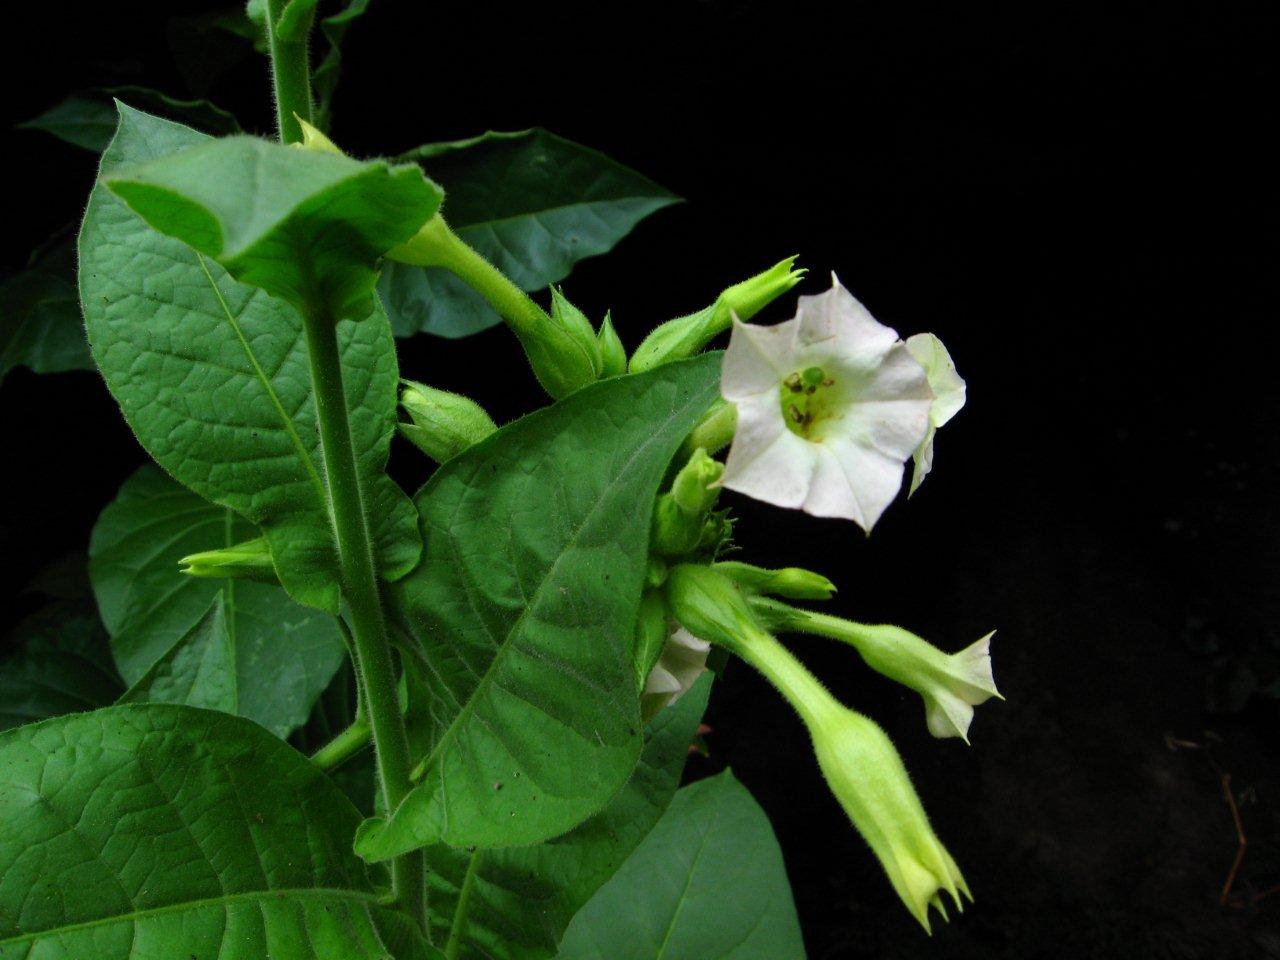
[311,720,372,771]
[300,307,424,928]
[444,850,483,960]
[265,0,313,144]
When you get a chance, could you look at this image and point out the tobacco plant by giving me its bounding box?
[0,3,1000,957]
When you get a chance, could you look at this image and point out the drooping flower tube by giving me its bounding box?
[664,564,970,930]
[905,332,966,495]
[719,277,934,532]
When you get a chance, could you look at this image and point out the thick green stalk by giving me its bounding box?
[300,307,424,926]
[265,0,313,143]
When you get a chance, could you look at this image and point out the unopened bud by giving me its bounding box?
[399,380,497,463]
[629,257,806,372]
[715,561,836,601]
[295,117,343,155]
[651,449,725,558]
[596,312,627,378]
[180,536,278,584]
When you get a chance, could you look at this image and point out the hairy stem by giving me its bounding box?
[300,307,424,927]
[311,719,372,771]
[445,850,484,960]
[265,0,313,143]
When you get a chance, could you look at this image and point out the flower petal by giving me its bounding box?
[906,333,966,428]
[721,393,820,509]
[721,316,798,400]
[803,437,911,531]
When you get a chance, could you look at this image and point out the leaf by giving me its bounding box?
[89,464,347,737]
[0,238,93,383]
[0,704,439,959]
[357,355,722,859]
[0,601,123,732]
[556,771,806,960]
[103,132,441,322]
[381,129,679,339]
[20,86,241,152]
[428,676,713,960]
[312,0,372,131]
[79,103,421,611]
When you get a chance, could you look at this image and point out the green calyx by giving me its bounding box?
[398,379,498,463]
[629,256,806,372]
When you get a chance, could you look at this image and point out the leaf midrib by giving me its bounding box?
[0,887,383,947]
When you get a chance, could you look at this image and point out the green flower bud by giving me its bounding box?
[180,536,278,584]
[678,398,738,461]
[398,379,497,463]
[714,561,836,601]
[665,564,969,931]
[294,117,343,155]
[629,256,806,372]
[651,449,725,558]
[549,286,603,377]
[596,311,627,378]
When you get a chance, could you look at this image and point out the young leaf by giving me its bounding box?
[104,132,441,322]
[19,86,241,152]
[0,704,440,959]
[89,464,346,738]
[0,601,123,731]
[381,129,679,339]
[426,676,713,960]
[357,355,722,859]
[556,771,807,960]
[79,104,421,611]
[0,238,93,383]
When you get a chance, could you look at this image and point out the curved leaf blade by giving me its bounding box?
[89,464,346,738]
[79,104,421,611]
[358,355,721,859]
[19,86,241,153]
[0,238,93,383]
[0,704,437,959]
[556,772,806,960]
[382,129,679,339]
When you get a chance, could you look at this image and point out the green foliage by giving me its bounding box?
[90,464,346,737]
[380,129,678,338]
[19,87,241,152]
[0,601,123,731]
[79,105,421,611]
[556,771,806,960]
[0,238,93,383]
[356,355,721,859]
[0,704,439,959]
[427,676,713,960]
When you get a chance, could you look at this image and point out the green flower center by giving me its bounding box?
[780,367,836,439]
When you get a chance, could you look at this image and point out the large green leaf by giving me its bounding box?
[0,601,123,732]
[79,104,421,611]
[556,772,806,960]
[0,239,93,383]
[357,355,722,859]
[428,676,713,960]
[0,704,438,959]
[19,86,241,153]
[89,464,346,738]
[381,129,679,339]
[104,132,440,322]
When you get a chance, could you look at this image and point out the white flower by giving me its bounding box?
[642,625,711,715]
[720,276,934,532]
[905,333,966,496]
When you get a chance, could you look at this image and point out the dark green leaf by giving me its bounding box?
[382,129,679,339]
[556,771,806,960]
[428,676,713,960]
[0,704,439,959]
[357,356,721,859]
[0,601,123,732]
[104,132,440,322]
[313,0,372,130]
[79,104,421,611]
[90,464,346,737]
[20,87,240,152]
[0,238,93,383]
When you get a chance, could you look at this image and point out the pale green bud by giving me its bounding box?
[678,399,738,461]
[596,312,627,378]
[629,256,806,372]
[294,117,343,155]
[398,379,497,463]
[549,287,603,377]
[651,450,725,558]
[714,561,836,601]
[180,536,277,584]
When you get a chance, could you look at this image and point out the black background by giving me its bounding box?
[2,2,1278,957]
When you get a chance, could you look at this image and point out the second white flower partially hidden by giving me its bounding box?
[721,276,964,531]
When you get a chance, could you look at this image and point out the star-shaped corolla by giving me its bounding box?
[720,277,933,532]
[905,333,966,496]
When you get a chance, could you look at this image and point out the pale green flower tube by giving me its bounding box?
[665,564,970,931]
